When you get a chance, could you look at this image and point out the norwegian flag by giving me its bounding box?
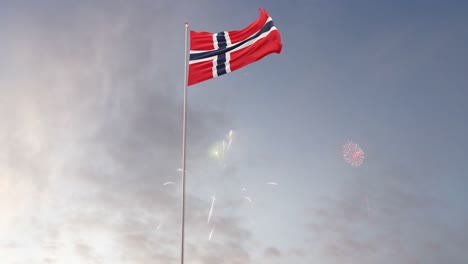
[188,8,282,86]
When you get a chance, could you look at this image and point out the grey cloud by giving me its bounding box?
[74,242,97,262]
[305,170,467,264]
[0,1,253,263]
[183,196,253,264]
[193,240,251,264]
[42,258,55,264]
[1,242,21,249]
[264,246,281,258]
[288,248,306,257]
[323,239,375,259]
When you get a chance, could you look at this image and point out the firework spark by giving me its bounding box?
[227,130,234,149]
[163,181,175,186]
[177,168,191,176]
[266,182,278,186]
[209,129,235,163]
[207,194,216,224]
[244,196,252,203]
[342,141,365,167]
[208,227,215,241]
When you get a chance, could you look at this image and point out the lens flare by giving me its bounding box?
[208,129,235,163]
[209,143,222,159]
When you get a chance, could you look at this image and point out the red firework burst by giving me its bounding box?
[342,141,365,167]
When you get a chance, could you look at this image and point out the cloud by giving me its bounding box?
[264,246,281,258]
[0,1,253,263]
[304,165,468,264]
[1,242,21,249]
[288,248,306,257]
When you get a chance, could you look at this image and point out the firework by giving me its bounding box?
[177,168,191,176]
[244,196,252,203]
[227,130,234,149]
[163,181,175,186]
[207,194,216,224]
[208,227,215,241]
[209,129,235,165]
[266,182,278,186]
[342,141,365,167]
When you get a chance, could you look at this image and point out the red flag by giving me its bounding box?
[188,9,282,86]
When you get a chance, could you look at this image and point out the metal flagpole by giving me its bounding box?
[180,22,189,264]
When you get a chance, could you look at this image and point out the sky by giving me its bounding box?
[1,0,468,263]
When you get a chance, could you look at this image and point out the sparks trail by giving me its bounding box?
[209,129,235,165]
[244,196,252,203]
[204,129,235,247]
[163,181,175,186]
[207,194,216,224]
[266,182,278,186]
[227,130,234,150]
[208,227,215,241]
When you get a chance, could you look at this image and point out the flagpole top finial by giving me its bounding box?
[185,22,189,28]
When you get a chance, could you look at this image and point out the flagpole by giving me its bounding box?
[180,22,189,264]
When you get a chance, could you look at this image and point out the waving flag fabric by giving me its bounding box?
[188,8,282,86]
